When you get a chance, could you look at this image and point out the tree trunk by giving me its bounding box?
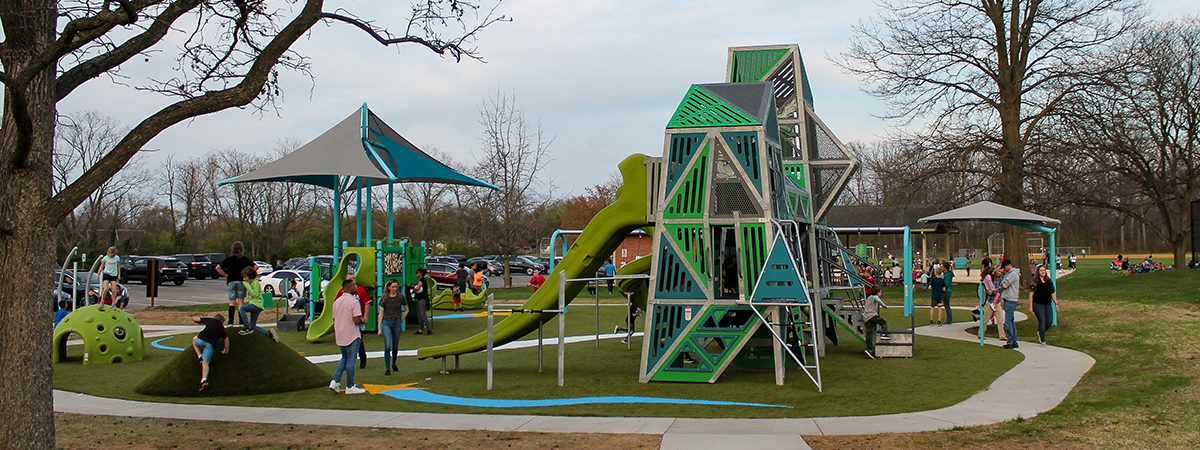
[1174,237,1188,269]
[0,3,58,447]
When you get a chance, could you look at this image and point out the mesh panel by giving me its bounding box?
[713,182,761,217]
[383,252,403,275]
[812,166,849,210]
[809,113,847,160]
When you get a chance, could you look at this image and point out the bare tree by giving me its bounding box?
[53,110,149,256]
[1048,16,1200,267]
[0,1,506,446]
[837,0,1142,272]
[467,89,554,286]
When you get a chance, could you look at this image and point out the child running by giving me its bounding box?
[191,314,229,391]
[330,278,367,394]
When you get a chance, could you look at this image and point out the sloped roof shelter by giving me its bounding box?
[919,200,1061,337]
[221,104,496,252]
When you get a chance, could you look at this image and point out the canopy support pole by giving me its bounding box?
[387,183,394,246]
[366,179,373,244]
[333,178,341,262]
[356,178,363,246]
[904,226,913,317]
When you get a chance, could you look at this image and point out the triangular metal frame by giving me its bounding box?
[741,229,822,391]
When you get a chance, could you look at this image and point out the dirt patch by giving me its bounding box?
[805,429,1093,450]
[56,413,661,450]
[131,308,214,325]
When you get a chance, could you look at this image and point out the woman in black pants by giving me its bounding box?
[1028,265,1058,347]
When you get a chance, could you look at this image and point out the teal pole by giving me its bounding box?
[903,226,913,317]
[355,178,363,246]
[387,182,394,246]
[365,179,373,244]
[333,179,341,263]
[309,256,318,324]
[1049,229,1058,326]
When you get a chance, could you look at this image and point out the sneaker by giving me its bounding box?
[385,370,391,376]
[1040,340,1047,347]
[268,329,279,342]
[328,380,340,393]
[620,338,629,344]
[392,364,399,372]
[929,320,934,326]
[682,355,697,364]
[238,329,253,336]
[198,380,209,391]
[879,334,891,341]
[415,330,422,335]
[426,330,433,335]
[1002,344,1014,349]
[345,385,366,395]
[865,350,876,360]
[937,321,942,326]
[614,325,622,334]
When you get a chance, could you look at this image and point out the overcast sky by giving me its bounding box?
[58,0,1198,196]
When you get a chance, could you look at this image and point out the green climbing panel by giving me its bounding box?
[668,85,761,129]
[663,224,710,288]
[740,223,767,296]
[663,141,709,219]
[729,49,789,82]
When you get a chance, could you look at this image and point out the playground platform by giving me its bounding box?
[54,314,1094,450]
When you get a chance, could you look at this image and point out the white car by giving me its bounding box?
[259,269,327,295]
[255,260,273,275]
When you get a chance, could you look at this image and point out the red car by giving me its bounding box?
[426,263,458,289]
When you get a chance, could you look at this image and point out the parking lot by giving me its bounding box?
[123,273,536,310]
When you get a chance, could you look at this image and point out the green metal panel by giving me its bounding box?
[730,49,789,82]
[653,240,708,299]
[722,132,763,195]
[665,133,706,199]
[645,303,705,370]
[668,85,761,129]
[663,224,710,288]
[784,163,806,188]
[740,223,767,295]
[663,142,709,219]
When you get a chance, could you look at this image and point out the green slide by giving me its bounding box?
[417,154,652,359]
[430,288,491,310]
[306,247,377,342]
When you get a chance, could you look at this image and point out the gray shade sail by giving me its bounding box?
[220,105,496,192]
[918,201,1060,225]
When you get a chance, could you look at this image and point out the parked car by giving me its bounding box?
[254,260,273,275]
[279,257,309,270]
[425,256,460,268]
[444,254,468,266]
[120,256,189,285]
[465,257,501,276]
[202,253,226,278]
[260,269,328,295]
[54,270,127,308]
[172,254,214,279]
[425,262,459,289]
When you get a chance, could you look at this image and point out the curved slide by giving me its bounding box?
[307,247,378,342]
[417,154,651,359]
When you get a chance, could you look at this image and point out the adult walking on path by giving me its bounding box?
[215,242,255,326]
[411,268,435,335]
[97,246,121,306]
[1029,265,1058,347]
[329,279,366,395]
[190,314,229,392]
[377,279,407,375]
[998,259,1022,349]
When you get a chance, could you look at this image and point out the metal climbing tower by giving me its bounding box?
[638,45,862,390]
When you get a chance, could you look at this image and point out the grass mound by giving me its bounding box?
[134,330,328,397]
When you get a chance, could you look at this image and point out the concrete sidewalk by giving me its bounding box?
[54,318,1093,450]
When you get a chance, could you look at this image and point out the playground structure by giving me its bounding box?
[417,44,919,391]
[219,44,920,391]
[53,305,145,365]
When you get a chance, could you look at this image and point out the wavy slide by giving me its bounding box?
[307,247,377,342]
[417,154,651,359]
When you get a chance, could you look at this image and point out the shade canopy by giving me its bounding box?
[918,201,1060,226]
[220,105,496,192]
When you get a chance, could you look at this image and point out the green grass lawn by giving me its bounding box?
[55,295,1020,418]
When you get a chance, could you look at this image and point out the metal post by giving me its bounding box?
[626,292,633,350]
[440,357,448,375]
[455,355,459,371]
[538,321,544,373]
[71,262,78,306]
[333,179,341,262]
[355,178,362,246]
[903,226,913,317]
[487,293,494,390]
[558,270,566,387]
[309,256,318,324]
[1049,229,1058,326]
[365,179,373,244]
[387,182,394,246]
[595,276,601,347]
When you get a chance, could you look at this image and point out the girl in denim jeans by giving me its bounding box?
[377,280,408,375]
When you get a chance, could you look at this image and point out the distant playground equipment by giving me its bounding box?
[53,305,145,365]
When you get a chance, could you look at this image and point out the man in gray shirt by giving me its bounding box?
[997,259,1021,349]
